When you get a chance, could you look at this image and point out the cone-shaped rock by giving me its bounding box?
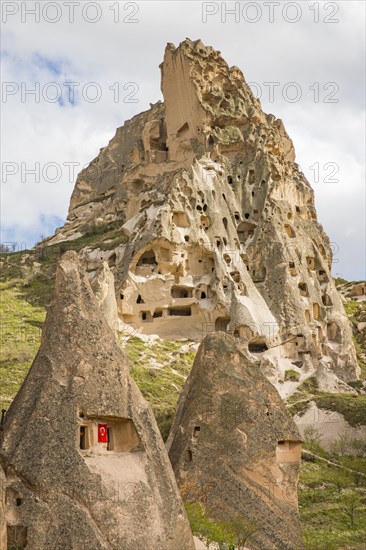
[167,332,303,550]
[0,251,194,550]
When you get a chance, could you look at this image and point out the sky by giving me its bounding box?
[1,0,365,280]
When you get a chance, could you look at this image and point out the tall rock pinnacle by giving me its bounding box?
[167,332,304,550]
[0,251,194,550]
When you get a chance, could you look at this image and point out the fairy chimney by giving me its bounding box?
[0,251,194,550]
[167,332,304,550]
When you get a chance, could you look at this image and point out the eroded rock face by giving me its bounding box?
[0,464,6,550]
[351,283,366,297]
[91,261,119,333]
[46,38,358,387]
[166,332,303,550]
[0,251,194,550]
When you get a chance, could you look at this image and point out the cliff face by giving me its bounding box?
[46,38,358,389]
[167,333,304,550]
[0,252,194,550]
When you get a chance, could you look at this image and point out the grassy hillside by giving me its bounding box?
[125,336,196,440]
[288,376,366,427]
[0,242,195,439]
[299,444,366,549]
[0,280,46,409]
[0,280,194,438]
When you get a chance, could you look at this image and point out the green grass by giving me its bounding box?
[302,443,333,461]
[0,280,46,408]
[284,369,300,381]
[287,377,366,428]
[334,277,349,287]
[313,394,366,428]
[125,336,195,439]
[344,300,360,317]
[287,376,318,416]
[299,456,366,549]
[0,220,128,309]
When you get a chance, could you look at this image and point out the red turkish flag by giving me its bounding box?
[98,423,108,443]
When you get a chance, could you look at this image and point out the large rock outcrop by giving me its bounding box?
[0,251,194,550]
[45,38,358,390]
[166,332,303,550]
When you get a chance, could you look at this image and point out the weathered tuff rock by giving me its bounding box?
[91,260,119,333]
[351,282,366,297]
[0,464,6,549]
[0,251,194,550]
[166,332,303,550]
[45,38,358,390]
[296,402,366,452]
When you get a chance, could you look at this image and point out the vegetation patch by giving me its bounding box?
[287,376,318,416]
[125,336,196,440]
[0,281,46,408]
[313,393,366,428]
[287,376,366,429]
[0,221,128,309]
[299,454,366,549]
[284,369,300,382]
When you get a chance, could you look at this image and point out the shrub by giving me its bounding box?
[303,426,322,447]
[284,369,300,382]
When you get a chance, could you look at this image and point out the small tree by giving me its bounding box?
[303,425,322,448]
[330,431,353,457]
[185,502,231,549]
[325,468,352,493]
[340,490,362,528]
[223,515,260,550]
[341,456,366,487]
[349,437,366,457]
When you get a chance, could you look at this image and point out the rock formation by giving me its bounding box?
[45,38,358,393]
[0,251,194,550]
[91,261,119,333]
[0,464,6,549]
[166,332,303,550]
